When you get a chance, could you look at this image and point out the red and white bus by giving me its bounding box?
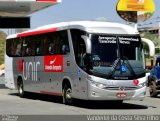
[5,21,147,104]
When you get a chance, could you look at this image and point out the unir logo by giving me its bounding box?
[18,59,40,81]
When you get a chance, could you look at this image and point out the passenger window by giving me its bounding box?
[36,31,70,56]
[35,40,43,56]
[48,38,55,55]
[22,37,34,56]
[56,31,70,55]
[6,39,12,56]
[70,29,86,67]
[15,44,21,56]
[43,33,56,55]
[14,39,22,56]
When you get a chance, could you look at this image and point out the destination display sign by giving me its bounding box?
[98,35,139,45]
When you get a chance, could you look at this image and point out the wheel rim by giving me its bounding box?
[19,86,23,95]
[149,86,153,94]
[18,83,23,96]
[149,82,156,96]
[66,88,72,100]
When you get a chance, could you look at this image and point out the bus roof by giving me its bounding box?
[7,21,139,39]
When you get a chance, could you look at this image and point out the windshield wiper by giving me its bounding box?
[122,56,136,77]
[106,36,121,79]
[106,36,136,79]
[118,35,136,78]
[106,57,121,79]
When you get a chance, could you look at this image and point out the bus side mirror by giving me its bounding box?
[81,35,91,54]
[141,38,155,56]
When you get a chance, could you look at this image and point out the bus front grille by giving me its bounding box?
[104,86,139,91]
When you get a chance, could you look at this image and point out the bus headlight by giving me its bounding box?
[138,82,147,87]
[91,81,107,89]
[88,77,107,89]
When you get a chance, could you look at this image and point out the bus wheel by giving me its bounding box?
[149,81,157,98]
[63,84,73,105]
[17,79,25,98]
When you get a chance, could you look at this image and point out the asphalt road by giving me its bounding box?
[0,77,160,120]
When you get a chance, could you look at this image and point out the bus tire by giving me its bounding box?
[63,84,73,105]
[149,81,157,98]
[17,78,25,98]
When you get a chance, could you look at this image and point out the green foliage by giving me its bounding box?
[143,32,159,43]
[142,32,160,58]
[0,31,7,65]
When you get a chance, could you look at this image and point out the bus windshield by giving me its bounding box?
[90,34,145,80]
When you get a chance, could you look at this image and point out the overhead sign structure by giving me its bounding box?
[0,17,30,28]
[0,0,61,16]
[0,0,61,28]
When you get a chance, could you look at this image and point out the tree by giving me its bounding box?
[0,31,7,64]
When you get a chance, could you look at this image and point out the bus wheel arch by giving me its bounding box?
[17,76,25,98]
[62,79,73,105]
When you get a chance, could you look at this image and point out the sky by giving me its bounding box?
[1,0,160,34]
[30,0,160,29]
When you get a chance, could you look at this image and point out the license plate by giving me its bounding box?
[116,93,127,98]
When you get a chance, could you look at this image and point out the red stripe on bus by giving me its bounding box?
[40,90,62,96]
[36,0,57,2]
[17,28,57,37]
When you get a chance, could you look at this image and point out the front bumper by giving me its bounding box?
[88,84,146,101]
